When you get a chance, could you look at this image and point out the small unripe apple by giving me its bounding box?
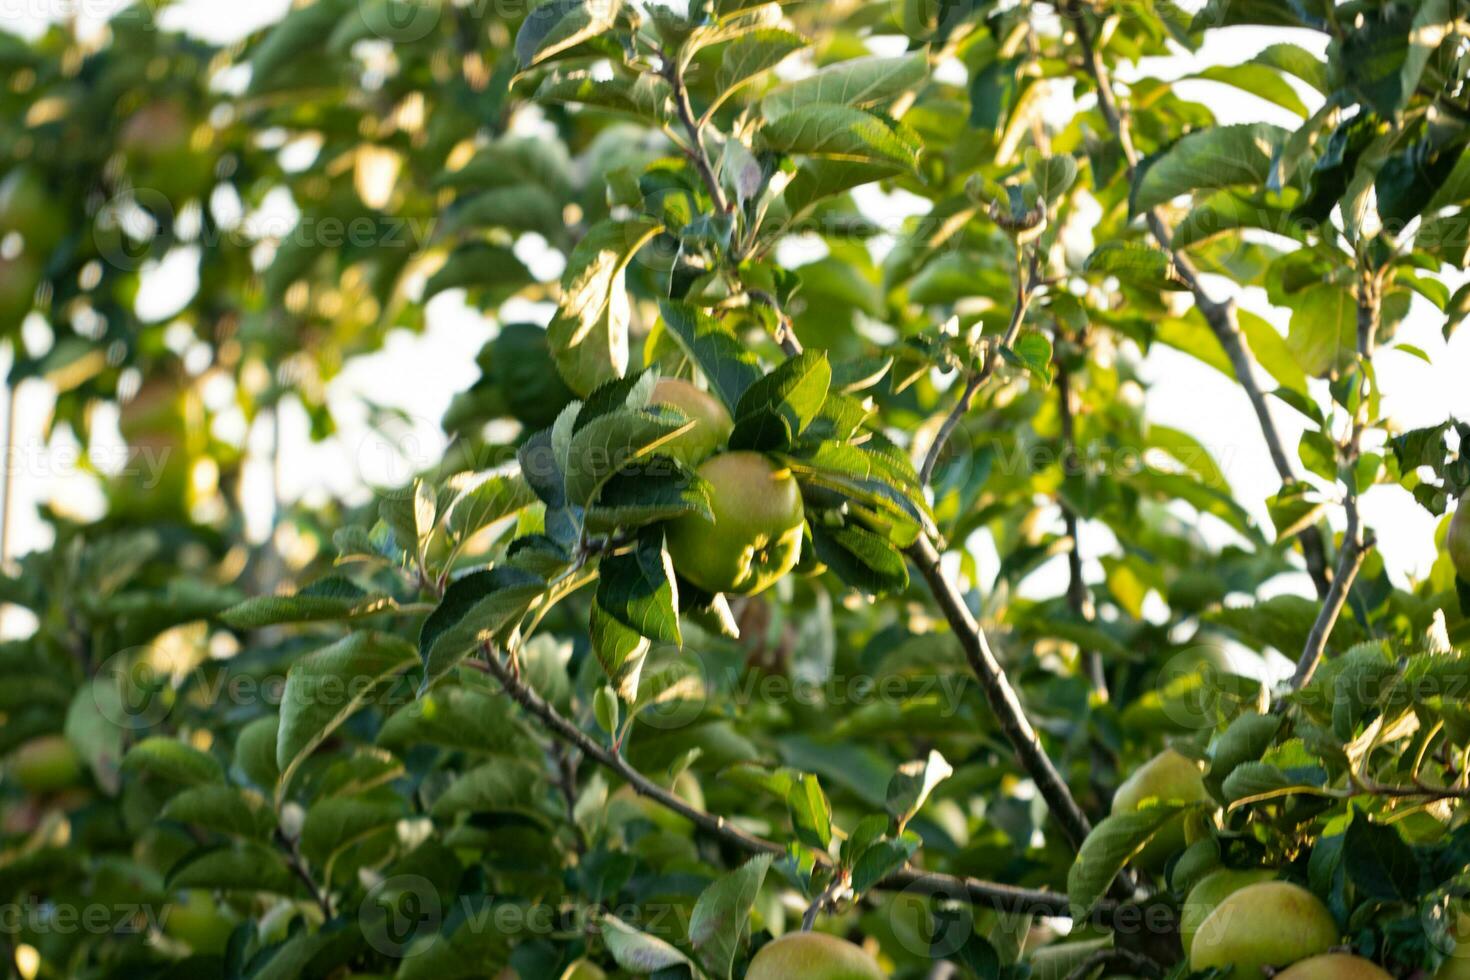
[1179,868,1275,954]
[1275,953,1392,979]
[162,889,238,954]
[1436,914,1470,979]
[558,960,607,980]
[1189,881,1337,977]
[666,452,805,596]
[1110,749,1214,870]
[6,735,84,794]
[651,378,732,466]
[0,167,61,256]
[1449,494,1470,581]
[0,254,40,329]
[746,932,885,980]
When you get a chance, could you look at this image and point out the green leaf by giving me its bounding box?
[689,854,773,979]
[377,684,536,755]
[563,408,691,505]
[300,796,403,871]
[714,29,808,109]
[420,568,547,686]
[233,716,279,791]
[122,737,224,788]
[596,529,681,650]
[446,474,539,544]
[423,242,532,301]
[1188,64,1309,117]
[1083,242,1185,290]
[1003,332,1054,385]
[1067,804,1190,915]
[168,843,300,895]
[590,601,650,701]
[430,759,549,820]
[729,350,832,451]
[547,217,663,395]
[1343,814,1423,901]
[656,301,763,412]
[602,915,694,973]
[220,576,395,629]
[786,771,832,850]
[1239,309,1308,395]
[1206,713,1282,792]
[515,0,622,67]
[850,832,920,893]
[1131,124,1287,215]
[586,461,714,532]
[536,70,671,123]
[886,749,953,831]
[761,52,928,119]
[160,785,274,840]
[1220,762,1329,806]
[1286,283,1356,378]
[756,105,921,170]
[275,632,418,799]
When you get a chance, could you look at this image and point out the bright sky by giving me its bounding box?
[5,2,1468,644]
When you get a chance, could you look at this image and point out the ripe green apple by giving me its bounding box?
[666,452,805,596]
[1449,494,1470,581]
[1275,953,1392,979]
[1110,749,1214,870]
[162,889,238,954]
[6,735,84,794]
[651,378,732,466]
[1179,869,1275,954]
[1189,881,1338,977]
[746,932,885,980]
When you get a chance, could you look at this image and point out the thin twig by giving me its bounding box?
[1062,0,1333,600]
[478,641,1108,919]
[1055,346,1107,700]
[919,249,1040,484]
[274,828,333,919]
[661,58,730,215]
[1062,947,1165,980]
[746,288,804,357]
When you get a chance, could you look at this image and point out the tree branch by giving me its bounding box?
[903,535,1095,850]
[1055,348,1107,700]
[1061,0,1333,600]
[477,642,1101,919]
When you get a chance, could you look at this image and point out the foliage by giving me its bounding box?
[1,1,1469,979]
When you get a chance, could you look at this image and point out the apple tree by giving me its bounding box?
[2,1,1470,979]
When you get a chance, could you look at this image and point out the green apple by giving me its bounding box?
[1449,494,1470,581]
[1179,868,1275,953]
[1275,953,1392,979]
[0,254,40,330]
[7,735,84,794]
[0,167,61,255]
[1436,914,1470,979]
[1110,749,1214,870]
[746,932,885,980]
[1190,881,1338,977]
[651,378,732,466]
[666,452,804,596]
[162,889,238,954]
[558,960,607,980]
